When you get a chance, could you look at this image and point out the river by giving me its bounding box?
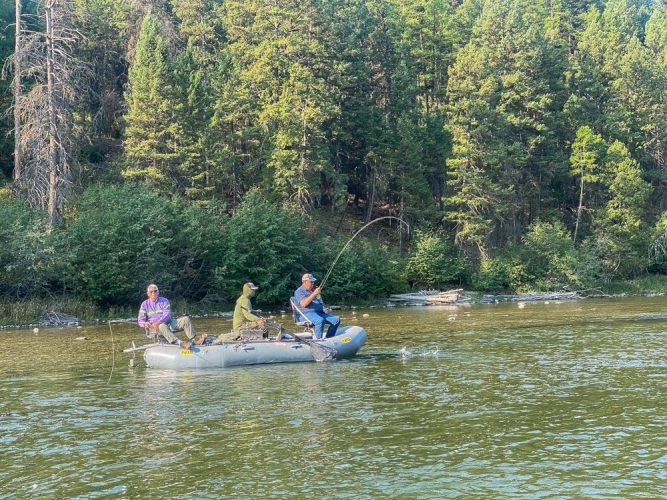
[1,296,666,497]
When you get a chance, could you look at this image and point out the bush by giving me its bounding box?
[522,220,601,290]
[473,255,528,292]
[405,229,467,288]
[62,183,223,304]
[0,197,56,298]
[213,190,305,304]
[649,212,667,273]
[314,238,407,302]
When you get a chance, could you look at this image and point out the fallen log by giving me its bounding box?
[387,289,465,306]
[40,310,80,326]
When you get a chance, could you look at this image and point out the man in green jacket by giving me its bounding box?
[214,282,265,343]
[233,282,265,332]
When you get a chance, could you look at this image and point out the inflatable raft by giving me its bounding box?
[131,325,367,370]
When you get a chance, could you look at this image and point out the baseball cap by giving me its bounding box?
[301,273,317,282]
[246,282,258,290]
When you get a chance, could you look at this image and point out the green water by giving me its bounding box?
[1,297,666,498]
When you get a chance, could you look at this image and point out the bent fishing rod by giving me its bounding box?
[318,216,410,291]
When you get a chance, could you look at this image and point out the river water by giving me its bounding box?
[1,296,666,498]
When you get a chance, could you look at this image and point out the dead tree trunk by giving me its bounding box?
[13,0,22,180]
[45,0,59,227]
[10,0,81,227]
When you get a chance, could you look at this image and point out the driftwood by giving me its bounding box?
[40,310,80,326]
[387,289,465,306]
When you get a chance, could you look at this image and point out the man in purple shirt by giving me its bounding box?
[294,273,340,339]
[138,284,196,348]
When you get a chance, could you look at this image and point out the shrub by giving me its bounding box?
[62,183,222,304]
[314,239,407,302]
[0,197,56,298]
[522,220,601,290]
[649,212,667,273]
[473,255,528,292]
[405,229,467,288]
[213,190,305,304]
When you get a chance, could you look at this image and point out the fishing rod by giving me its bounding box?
[319,216,410,291]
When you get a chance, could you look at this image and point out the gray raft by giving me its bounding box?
[140,325,367,369]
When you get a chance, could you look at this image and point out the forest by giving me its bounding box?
[1,0,667,313]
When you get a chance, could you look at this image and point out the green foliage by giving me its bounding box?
[0,198,55,298]
[593,141,650,278]
[474,220,603,293]
[405,229,467,288]
[521,220,601,290]
[473,255,527,292]
[649,211,667,272]
[313,238,407,302]
[570,125,608,242]
[213,190,305,304]
[123,13,184,190]
[4,0,667,303]
[569,126,608,185]
[62,184,222,304]
[445,0,567,257]
[0,1,15,180]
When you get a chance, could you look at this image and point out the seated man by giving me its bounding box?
[138,284,196,349]
[294,273,340,339]
[215,282,265,343]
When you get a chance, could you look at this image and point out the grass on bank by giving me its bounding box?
[0,297,235,328]
[592,274,667,296]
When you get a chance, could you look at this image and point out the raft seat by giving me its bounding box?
[289,297,315,333]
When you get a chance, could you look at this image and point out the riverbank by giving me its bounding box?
[2,275,667,330]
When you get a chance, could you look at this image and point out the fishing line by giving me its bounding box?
[319,216,410,291]
[106,321,115,385]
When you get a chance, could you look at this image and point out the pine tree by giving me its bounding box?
[446,0,564,257]
[595,140,650,276]
[170,0,223,203]
[569,125,607,243]
[123,12,184,191]
[645,3,667,68]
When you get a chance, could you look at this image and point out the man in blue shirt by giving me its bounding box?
[294,273,340,339]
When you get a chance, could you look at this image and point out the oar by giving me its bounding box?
[242,307,336,362]
[123,342,161,353]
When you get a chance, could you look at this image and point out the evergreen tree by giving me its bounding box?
[608,37,667,213]
[123,12,184,191]
[446,0,564,258]
[171,0,222,203]
[645,3,667,68]
[594,140,650,276]
[219,0,344,209]
[569,125,607,243]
